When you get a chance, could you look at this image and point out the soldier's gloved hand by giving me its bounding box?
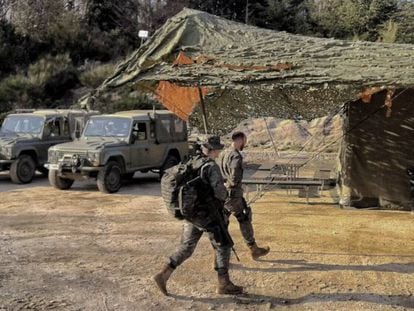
[219,208,230,225]
[224,208,231,217]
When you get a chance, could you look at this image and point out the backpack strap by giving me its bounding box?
[199,159,212,184]
[187,156,212,183]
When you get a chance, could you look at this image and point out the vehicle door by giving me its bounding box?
[38,117,71,164]
[130,121,151,169]
[146,119,167,167]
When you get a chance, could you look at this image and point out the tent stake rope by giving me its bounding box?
[264,117,280,158]
[247,103,347,205]
[299,87,410,168]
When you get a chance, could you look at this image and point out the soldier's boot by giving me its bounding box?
[249,243,270,260]
[153,265,174,296]
[216,272,243,295]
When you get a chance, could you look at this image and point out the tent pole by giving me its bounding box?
[198,86,209,135]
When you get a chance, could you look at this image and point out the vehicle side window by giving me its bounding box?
[150,122,156,139]
[63,117,70,137]
[161,119,171,134]
[132,122,147,141]
[44,118,61,137]
[174,118,184,134]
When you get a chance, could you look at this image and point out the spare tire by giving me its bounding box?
[159,154,179,179]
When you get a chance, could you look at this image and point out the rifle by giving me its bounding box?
[205,200,240,262]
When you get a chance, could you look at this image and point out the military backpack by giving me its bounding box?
[161,156,211,220]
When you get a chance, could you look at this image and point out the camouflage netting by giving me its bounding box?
[82,8,414,210]
[339,89,414,210]
[189,85,353,134]
[86,8,414,132]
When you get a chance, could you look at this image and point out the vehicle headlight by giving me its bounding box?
[87,152,101,166]
[3,146,13,158]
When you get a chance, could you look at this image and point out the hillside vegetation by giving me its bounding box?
[1,0,413,122]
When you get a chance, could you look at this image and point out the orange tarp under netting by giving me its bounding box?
[155,51,294,120]
[156,81,209,121]
[156,52,209,121]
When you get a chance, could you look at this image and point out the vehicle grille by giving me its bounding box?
[61,152,88,160]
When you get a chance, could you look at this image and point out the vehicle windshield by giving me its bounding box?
[83,117,131,138]
[0,115,44,135]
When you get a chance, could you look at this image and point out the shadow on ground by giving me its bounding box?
[170,292,414,309]
[231,259,414,274]
[0,172,48,192]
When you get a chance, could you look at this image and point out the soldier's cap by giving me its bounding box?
[202,136,225,150]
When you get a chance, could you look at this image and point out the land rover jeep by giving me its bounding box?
[46,110,189,193]
[0,109,97,184]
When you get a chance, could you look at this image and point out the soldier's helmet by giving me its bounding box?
[202,136,225,150]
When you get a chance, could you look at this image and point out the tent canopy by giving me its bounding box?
[91,8,414,133]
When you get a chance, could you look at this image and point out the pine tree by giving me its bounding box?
[86,0,121,31]
[393,0,414,44]
[187,0,268,25]
[265,0,313,34]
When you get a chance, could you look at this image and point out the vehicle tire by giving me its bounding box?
[97,161,122,193]
[10,154,36,184]
[159,154,179,178]
[48,169,74,190]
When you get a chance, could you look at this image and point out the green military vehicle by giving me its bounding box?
[46,110,189,193]
[0,109,98,184]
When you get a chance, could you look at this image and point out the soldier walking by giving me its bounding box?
[154,136,243,296]
[220,131,270,260]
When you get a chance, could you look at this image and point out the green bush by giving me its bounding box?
[0,74,32,110]
[0,20,44,79]
[0,54,79,110]
[80,62,118,88]
[92,92,161,114]
[26,54,73,86]
[69,27,136,64]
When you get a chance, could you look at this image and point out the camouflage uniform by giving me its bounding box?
[167,154,231,274]
[220,148,255,246]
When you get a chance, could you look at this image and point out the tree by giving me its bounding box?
[86,0,121,31]
[0,20,43,78]
[378,19,398,42]
[310,0,398,40]
[186,0,268,25]
[265,0,313,34]
[9,0,83,45]
[393,0,414,43]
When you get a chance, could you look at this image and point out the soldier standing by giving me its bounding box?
[220,131,270,260]
[153,136,243,296]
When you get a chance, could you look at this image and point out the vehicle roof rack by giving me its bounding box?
[14,109,36,114]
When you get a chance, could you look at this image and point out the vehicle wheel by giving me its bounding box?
[97,161,122,193]
[159,154,179,178]
[10,154,36,184]
[48,169,74,190]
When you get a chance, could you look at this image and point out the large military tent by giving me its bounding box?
[340,89,414,210]
[87,9,414,209]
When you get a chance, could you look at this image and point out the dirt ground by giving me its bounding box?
[0,173,413,311]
